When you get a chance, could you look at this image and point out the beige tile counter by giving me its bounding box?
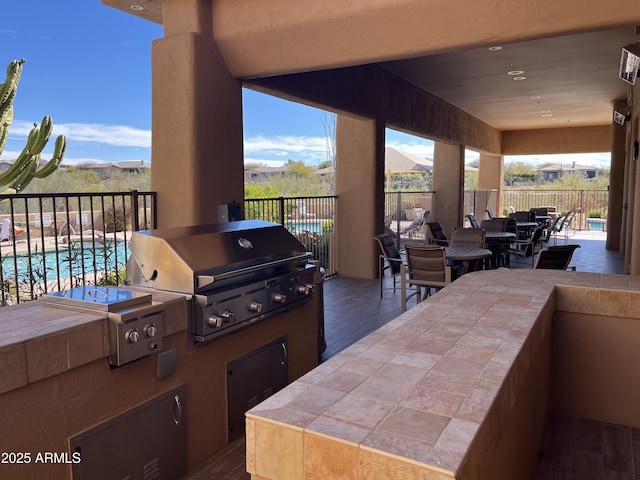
[246,269,640,480]
[0,289,188,394]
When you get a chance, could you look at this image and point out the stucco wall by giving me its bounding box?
[550,310,640,427]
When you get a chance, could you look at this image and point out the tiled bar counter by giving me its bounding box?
[246,270,640,480]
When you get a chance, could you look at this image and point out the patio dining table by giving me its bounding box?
[516,221,538,239]
[445,246,492,274]
[484,231,517,268]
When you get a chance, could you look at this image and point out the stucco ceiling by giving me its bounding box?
[101,0,638,132]
[379,27,638,131]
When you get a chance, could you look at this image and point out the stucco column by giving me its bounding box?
[478,153,504,218]
[151,0,244,228]
[432,141,464,237]
[607,99,627,252]
[335,115,384,278]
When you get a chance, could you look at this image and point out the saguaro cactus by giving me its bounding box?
[0,59,66,193]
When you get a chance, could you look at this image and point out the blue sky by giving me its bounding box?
[1,0,609,169]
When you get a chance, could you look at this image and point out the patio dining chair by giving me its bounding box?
[534,244,581,270]
[449,227,486,272]
[485,209,495,219]
[401,245,451,312]
[449,227,486,248]
[480,218,507,232]
[374,233,404,298]
[503,225,546,267]
[426,222,449,246]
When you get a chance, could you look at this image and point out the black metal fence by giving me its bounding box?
[384,191,435,245]
[244,196,337,276]
[0,188,609,305]
[502,189,609,230]
[0,191,156,305]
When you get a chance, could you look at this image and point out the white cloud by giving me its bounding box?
[244,157,287,167]
[10,121,151,148]
[244,135,329,164]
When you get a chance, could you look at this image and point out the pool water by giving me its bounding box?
[285,221,325,234]
[1,243,129,281]
[586,218,606,231]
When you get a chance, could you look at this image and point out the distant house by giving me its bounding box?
[536,162,598,182]
[0,158,51,172]
[244,165,290,182]
[77,160,150,178]
[310,165,335,176]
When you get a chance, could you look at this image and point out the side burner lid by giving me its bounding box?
[43,286,152,312]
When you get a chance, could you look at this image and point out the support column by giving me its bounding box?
[432,141,464,238]
[151,0,244,228]
[607,99,627,252]
[478,153,504,218]
[335,115,385,278]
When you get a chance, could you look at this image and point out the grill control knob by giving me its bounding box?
[144,324,157,337]
[296,284,315,295]
[208,315,223,328]
[249,301,263,313]
[272,293,287,304]
[126,328,140,344]
[221,310,235,323]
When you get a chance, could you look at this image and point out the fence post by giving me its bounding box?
[395,191,402,250]
[279,197,285,225]
[131,190,139,231]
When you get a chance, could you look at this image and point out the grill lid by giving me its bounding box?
[126,220,312,293]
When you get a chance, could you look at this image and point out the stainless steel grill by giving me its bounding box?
[125,220,323,343]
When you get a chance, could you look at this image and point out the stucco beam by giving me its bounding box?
[209,0,640,78]
[502,125,612,155]
[246,65,501,155]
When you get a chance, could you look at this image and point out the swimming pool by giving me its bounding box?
[285,220,326,234]
[1,243,129,282]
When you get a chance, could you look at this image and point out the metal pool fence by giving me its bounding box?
[244,196,337,277]
[0,190,156,305]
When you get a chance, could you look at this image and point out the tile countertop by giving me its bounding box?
[246,269,640,479]
[0,289,188,395]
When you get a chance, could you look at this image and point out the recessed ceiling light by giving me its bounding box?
[513,76,527,81]
[541,114,553,117]
[541,110,551,113]
[130,5,144,10]
[488,46,503,52]
[507,70,525,76]
[531,96,541,100]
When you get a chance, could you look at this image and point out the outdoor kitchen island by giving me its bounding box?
[0,285,320,479]
[246,269,640,480]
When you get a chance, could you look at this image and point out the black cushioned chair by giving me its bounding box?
[374,234,404,298]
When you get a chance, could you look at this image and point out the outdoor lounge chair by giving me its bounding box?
[399,209,430,238]
[465,214,480,228]
[0,219,10,242]
[485,209,496,219]
[544,214,567,243]
[374,233,404,298]
[534,244,581,270]
[401,245,451,312]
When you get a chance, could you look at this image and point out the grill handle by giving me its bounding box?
[196,252,313,289]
